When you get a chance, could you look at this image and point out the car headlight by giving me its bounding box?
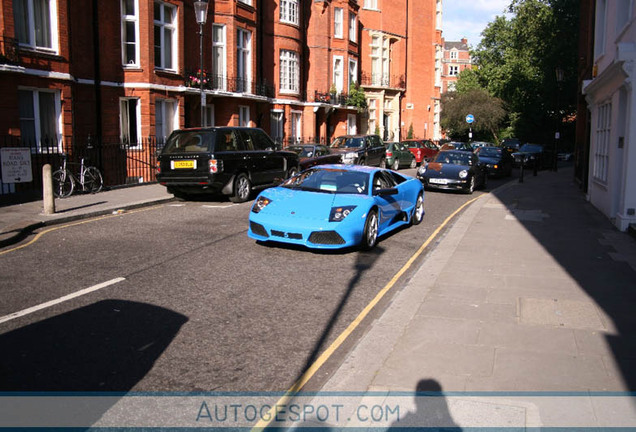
[343,152,357,160]
[252,196,272,213]
[329,206,356,222]
[459,170,468,179]
[417,165,427,175]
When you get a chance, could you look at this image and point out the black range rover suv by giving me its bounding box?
[156,127,300,202]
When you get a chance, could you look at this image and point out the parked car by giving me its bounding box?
[416,150,488,194]
[248,164,425,250]
[329,134,386,166]
[512,143,552,169]
[471,141,495,150]
[156,127,300,202]
[401,139,439,164]
[501,138,521,154]
[288,144,342,170]
[475,146,514,177]
[439,141,473,152]
[383,142,416,170]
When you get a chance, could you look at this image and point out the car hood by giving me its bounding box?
[424,163,470,178]
[256,187,370,220]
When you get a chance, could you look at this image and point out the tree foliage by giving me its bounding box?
[447,0,579,145]
[441,89,506,142]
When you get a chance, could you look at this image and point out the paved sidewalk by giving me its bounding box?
[320,167,636,428]
[0,184,174,247]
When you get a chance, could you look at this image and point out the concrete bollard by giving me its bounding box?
[42,164,56,215]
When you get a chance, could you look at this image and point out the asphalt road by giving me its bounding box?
[0,168,513,393]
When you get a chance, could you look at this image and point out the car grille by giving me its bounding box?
[250,222,269,238]
[271,230,303,240]
[308,231,346,245]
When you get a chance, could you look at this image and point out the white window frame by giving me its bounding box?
[279,50,300,94]
[593,102,611,184]
[348,58,358,89]
[18,88,62,153]
[334,8,343,39]
[120,97,142,148]
[363,0,378,10]
[450,49,458,60]
[368,98,377,132]
[594,0,607,59]
[347,113,357,135]
[155,98,177,143]
[333,55,344,93]
[349,13,357,43]
[212,24,227,90]
[13,0,59,53]
[291,111,302,142]
[237,29,252,93]
[154,1,177,71]
[449,65,459,76]
[239,106,250,127]
[121,0,139,67]
[238,0,252,5]
[280,0,299,25]
[271,110,284,144]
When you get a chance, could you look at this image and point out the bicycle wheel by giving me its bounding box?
[84,167,104,193]
[52,170,75,198]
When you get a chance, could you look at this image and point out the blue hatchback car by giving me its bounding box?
[248,164,425,250]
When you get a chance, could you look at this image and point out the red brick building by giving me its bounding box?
[441,37,472,93]
[0,0,441,196]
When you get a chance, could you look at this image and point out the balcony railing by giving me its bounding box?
[185,71,275,98]
[0,37,20,65]
[360,72,406,90]
[314,90,349,106]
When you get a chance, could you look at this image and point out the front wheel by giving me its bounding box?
[84,167,103,193]
[379,158,387,169]
[360,209,379,251]
[52,170,74,198]
[392,159,400,171]
[287,166,298,179]
[411,193,424,225]
[409,158,417,169]
[230,173,252,203]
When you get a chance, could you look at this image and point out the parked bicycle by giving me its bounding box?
[52,155,104,198]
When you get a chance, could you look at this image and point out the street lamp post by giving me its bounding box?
[554,66,565,172]
[194,0,209,127]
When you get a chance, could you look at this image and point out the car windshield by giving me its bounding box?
[478,148,502,158]
[288,145,315,158]
[161,131,213,154]
[519,144,543,152]
[281,168,369,195]
[330,137,364,149]
[434,151,471,166]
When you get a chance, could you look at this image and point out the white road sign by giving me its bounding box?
[1,147,33,184]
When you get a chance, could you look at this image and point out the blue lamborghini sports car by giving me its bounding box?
[248,164,425,250]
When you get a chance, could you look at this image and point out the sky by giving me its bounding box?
[442,0,511,47]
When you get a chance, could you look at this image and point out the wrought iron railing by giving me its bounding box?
[0,37,20,65]
[360,72,406,90]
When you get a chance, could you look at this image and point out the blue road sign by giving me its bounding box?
[466,114,475,124]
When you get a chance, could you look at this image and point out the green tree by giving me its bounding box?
[407,123,414,139]
[441,89,506,143]
[468,0,579,144]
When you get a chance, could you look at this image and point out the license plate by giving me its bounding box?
[429,178,449,185]
[172,160,196,169]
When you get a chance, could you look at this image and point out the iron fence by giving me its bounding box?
[0,136,160,204]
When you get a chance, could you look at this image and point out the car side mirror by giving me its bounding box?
[373,187,398,197]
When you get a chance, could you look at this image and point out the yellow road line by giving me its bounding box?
[253,194,483,430]
[0,206,161,257]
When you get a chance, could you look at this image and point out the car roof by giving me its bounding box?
[309,164,380,174]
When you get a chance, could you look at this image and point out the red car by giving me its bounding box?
[401,139,440,165]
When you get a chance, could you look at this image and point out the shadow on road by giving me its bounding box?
[0,299,188,393]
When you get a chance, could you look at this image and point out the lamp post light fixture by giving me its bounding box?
[554,66,565,172]
[194,0,209,127]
